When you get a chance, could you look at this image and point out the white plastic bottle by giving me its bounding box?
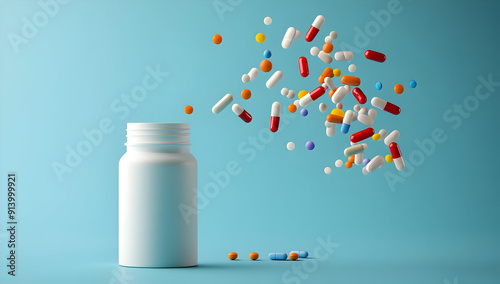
[119,123,197,267]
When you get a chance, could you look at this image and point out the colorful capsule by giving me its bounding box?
[318,67,334,83]
[384,130,400,146]
[364,50,386,62]
[299,86,325,107]
[228,252,238,260]
[282,27,297,49]
[332,85,351,103]
[266,70,283,89]
[334,51,353,61]
[298,57,309,77]
[341,110,356,134]
[232,104,252,123]
[366,155,385,172]
[249,252,259,260]
[352,88,367,104]
[341,76,361,86]
[371,97,401,115]
[344,143,367,156]
[269,253,288,260]
[212,93,233,114]
[270,102,281,132]
[290,251,309,258]
[351,127,375,143]
[305,15,325,42]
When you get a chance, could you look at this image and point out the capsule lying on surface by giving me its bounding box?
[290,251,309,258]
[269,253,288,260]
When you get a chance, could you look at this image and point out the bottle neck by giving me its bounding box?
[125,123,191,153]
[126,144,190,153]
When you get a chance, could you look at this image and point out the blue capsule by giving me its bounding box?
[269,253,287,260]
[409,80,417,88]
[290,251,309,258]
[375,81,382,90]
[263,49,272,58]
[340,123,351,134]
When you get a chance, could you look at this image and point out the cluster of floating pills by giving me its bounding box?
[209,15,417,175]
[227,250,309,261]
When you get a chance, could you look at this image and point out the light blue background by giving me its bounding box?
[1,0,499,283]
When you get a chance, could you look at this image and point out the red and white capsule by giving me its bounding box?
[232,104,252,123]
[350,127,375,143]
[371,97,401,115]
[270,102,281,132]
[389,142,405,170]
[299,86,326,107]
[305,15,325,42]
[364,50,386,62]
[298,57,309,77]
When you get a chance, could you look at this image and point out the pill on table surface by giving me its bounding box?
[249,252,259,260]
[269,253,288,260]
[287,142,295,150]
[299,57,309,77]
[232,104,252,123]
[334,51,354,61]
[341,110,355,134]
[184,105,193,114]
[270,102,281,132]
[212,93,233,114]
[366,155,385,172]
[300,86,326,106]
[260,60,272,72]
[389,142,405,170]
[228,252,238,260]
[290,251,309,258]
[212,34,222,45]
[332,85,351,103]
[305,15,325,42]
[344,143,367,156]
[351,88,367,104]
[384,130,400,145]
[364,50,386,62]
[319,103,327,112]
[351,127,375,143]
[282,27,297,49]
[288,253,299,260]
[266,70,283,89]
[319,67,334,83]
[341,76,361,86]
[371,97,401,115]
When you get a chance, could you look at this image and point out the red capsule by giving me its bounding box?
[232,104,252,123]
[270,102,281,132]
[364,50,386,63]
[305,15,325,42]
[350,127,375,143]
[298,57,309,77]
[389,142,401,159]
[309,86,326,100]
[352,88,367,104]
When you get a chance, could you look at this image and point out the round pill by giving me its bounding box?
[249,252,259,260]
[212,34,222,45]
[330,31,338,39]
[264,16,272,25]
[333,69,341,77]
[375,81,382,90]
[336,103,343,110]
[263,49,272,58]
[260,59,272,72]
[363,158,370,166]
[348,64,356,72]
[289,253,299,260]
[372,133,381,140]
[281,88,289,96]
[241,89,251,100]
[335,159,343,168]
[287,142,295,151]
[394,84,404,94]
[298,90,308,99]
[305,141,315,150]
[242,74,250,83]
[288,104,297,113]
[319,103,327,113]
[323,42,334,53]
[301,109,308,116]
[324,167,332,174]
[353,104,361,112]
[345,161,353,169]
[255,33,266,43]
[228,252,238,260]
[324,36,333,43]
[385,155,393,163]
[184,105,193,114]
[409,80,417,88]
[310,46,320,56]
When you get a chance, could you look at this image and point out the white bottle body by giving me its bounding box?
[119,123,197,267]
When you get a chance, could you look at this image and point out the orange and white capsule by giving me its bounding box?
[232,104,252,123]
[270,102,281,132]
[389,142,405,170]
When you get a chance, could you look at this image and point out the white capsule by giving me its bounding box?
[281,88,289,96]
[355,152,364,165]
[378,129,388,140]
[335,159,343,168]
[362,167,368,175]
[310,46,320,56]
[348,64,356,72]
[344,143,367,156]
[264,16,272,25]
[242,74,250,83]
[282,27,296,49]
[271,101,281,117]
[248,68,258,81]
[232,103,244,115]
[294,30,302,39]
[266,70,283,89]
[318,51,333,64]
[287,90,296,99]
[366,155,385,172]
[384,130,400,146]
[334,51,354,61]
[332,85,351,103]
[319,103,327,113]
[326,122,335,137]
[353,104,361,112]
[293,99,300,108]
[212,93,233,114]
[299,94,313,107]
[330,31,338,39]
[325,36,333,43]
[324,77,336,90]
[358,113,374,126]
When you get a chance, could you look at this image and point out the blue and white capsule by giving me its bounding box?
[290,251,309,258]
[269,253,288,260]
[341,110,356,134]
